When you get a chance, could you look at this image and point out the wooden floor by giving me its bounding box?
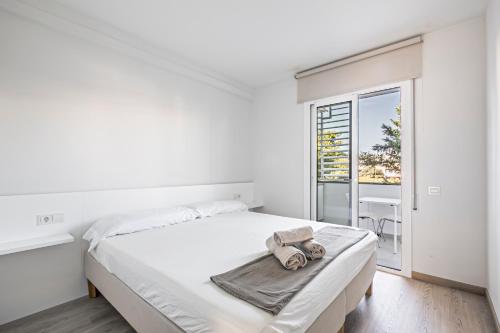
[345,272,497,333]
[0,271,497,333]
[0,296,134,333]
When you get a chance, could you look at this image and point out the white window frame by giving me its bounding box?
[307,93,359,225]
[303,80,414,277]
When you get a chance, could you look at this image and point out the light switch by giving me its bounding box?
[428,186,441,196]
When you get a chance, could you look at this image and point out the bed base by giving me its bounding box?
[85,252,376,333]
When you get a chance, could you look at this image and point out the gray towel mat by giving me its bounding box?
[210,226,369,315]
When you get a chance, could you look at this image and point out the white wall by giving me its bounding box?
[0,8,253,324]
[252,17,487,287]
[251,79,304,218]
[0,9,252,196]
[486,0,500,321]
[412,17,486,287]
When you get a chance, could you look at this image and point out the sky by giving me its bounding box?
[358,90,400,153]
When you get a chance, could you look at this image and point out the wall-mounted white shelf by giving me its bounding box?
[248,200,264,210]
[0,233,74,256]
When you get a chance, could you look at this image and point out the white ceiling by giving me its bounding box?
[53,0,487,88]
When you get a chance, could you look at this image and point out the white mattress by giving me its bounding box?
[91,212,377,333]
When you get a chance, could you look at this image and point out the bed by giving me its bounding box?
[85,211,377,333]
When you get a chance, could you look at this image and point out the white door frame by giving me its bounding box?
[303,80,414,277]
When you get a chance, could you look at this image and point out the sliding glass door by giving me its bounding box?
[308,81,413,277]
[358,88,402,270]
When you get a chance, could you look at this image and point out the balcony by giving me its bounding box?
[317,182,402,270]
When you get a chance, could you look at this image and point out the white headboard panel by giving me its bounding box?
[0,182,254,242]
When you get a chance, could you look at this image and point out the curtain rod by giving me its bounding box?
[295,35,423,79]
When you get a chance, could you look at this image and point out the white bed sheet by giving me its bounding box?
[91,212,377,333]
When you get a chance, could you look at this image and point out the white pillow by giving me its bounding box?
[83,206,200,251]
[191,200,248,217]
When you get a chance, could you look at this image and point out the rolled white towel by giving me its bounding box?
[273,226,314,247]
[297,239,326,260]
[266,237,307,270]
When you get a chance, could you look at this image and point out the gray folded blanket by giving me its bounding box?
[265,237,307,270]
[296,239,326,260]
[211,226,369,315]
[273,226,313,246]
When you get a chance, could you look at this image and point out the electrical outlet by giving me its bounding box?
[233,193,241,200]
[37,215,53,226]
[36,213,64,226]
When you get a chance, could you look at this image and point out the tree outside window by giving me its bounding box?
[358,105,401,184]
